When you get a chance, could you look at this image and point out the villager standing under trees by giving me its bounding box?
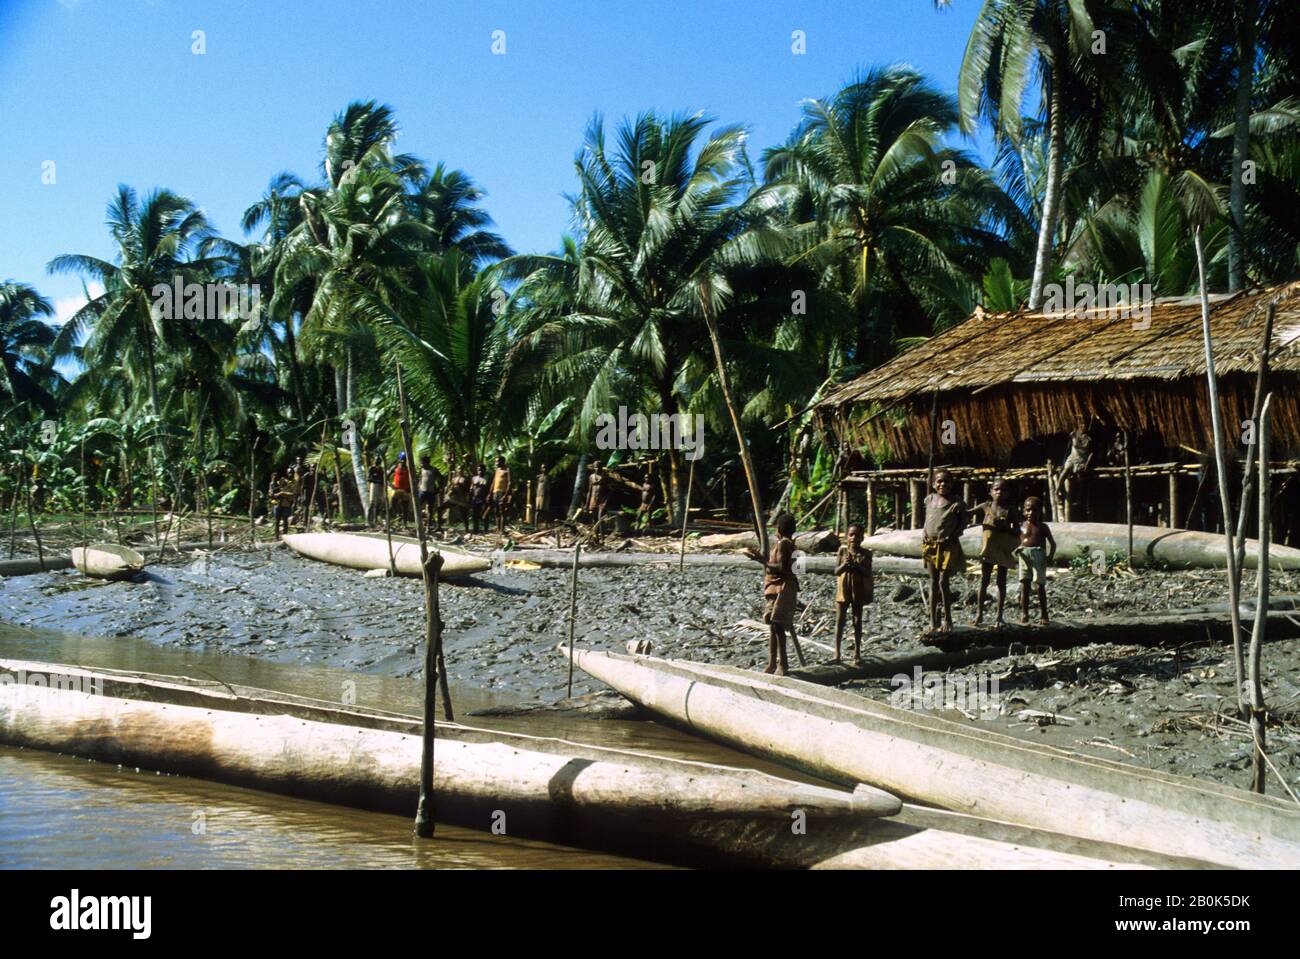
[1016,496,1056,625]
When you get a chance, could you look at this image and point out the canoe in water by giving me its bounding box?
[0,657,912,868]
[70,544,146,580]
[862,521,1300,570]
[562,646,1300,869]
[283,532,490,578]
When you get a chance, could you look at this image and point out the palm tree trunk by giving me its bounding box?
[1027,81,1065,311]
[1228,3,1255,292]
[568,452,588,519]
[343,348,367,517]
[700,290,767,556]
[283,316,309,424]
[655,380,684,520]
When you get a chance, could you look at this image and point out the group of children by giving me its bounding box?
[747,471,1056,676]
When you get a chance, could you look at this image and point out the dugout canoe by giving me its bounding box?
[562,646,1300,869]
[861,521,1300,570]
[283,531,490,578]
[0,657,910,868]
[70,543,146,580]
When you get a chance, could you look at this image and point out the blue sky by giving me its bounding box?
[0,0,990,324]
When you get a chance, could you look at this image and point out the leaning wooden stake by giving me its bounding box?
[678,456,697,572]
[1248,393,1273,793]
[566,543,581,697]
[1195,226,1245,718]
[20,454,45,571]
[414,548,445,839]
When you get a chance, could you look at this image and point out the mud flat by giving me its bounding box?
[2,543,1297,794]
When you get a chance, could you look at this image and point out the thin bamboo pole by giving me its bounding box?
[678,456,696,572]
[566,543,581,697]
[1195,227,1245,718]
[1123,431,1133,566]
[1248,393,1272,793]
[1234,302,1275,592]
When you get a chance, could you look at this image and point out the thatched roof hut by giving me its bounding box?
[816,282,1300,466]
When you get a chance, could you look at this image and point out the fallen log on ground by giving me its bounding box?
[509,547,925,577]
[697,529,840,553]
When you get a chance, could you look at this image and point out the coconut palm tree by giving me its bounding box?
[408,164,513,268]
[500,110,789,517]
[0,281,60,414]
[353,250,517,460]
[764,67,1020,363]
[958,0,1109,309]
[48,186,221,415]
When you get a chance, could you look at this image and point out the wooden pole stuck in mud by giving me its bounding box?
[414,548,444,838]
[566,543,581,698]
[1123,431,1133,566]
[679,456,696,572]
[1249,393,1273,793]
[1195,227,1245,718]
[395,363,453,724]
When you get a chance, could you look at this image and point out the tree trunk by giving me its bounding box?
[343,348,367,516]
[568,453,588,519]
[1228,2,1256,293]
[1027,81,1065,310]
[656,380,684,520]
[700,287,767,556]
[283,315,309,424]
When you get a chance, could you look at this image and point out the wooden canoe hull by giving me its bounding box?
[70,544,146,580]
[0,658,911,868]
[862,521,1300,570]
[283,532,490,578]
[564,647,1300,869]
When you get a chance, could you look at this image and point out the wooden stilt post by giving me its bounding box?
[909,479,922,529]
[866,479,876,536]
[1195,227,1245,719]
[1168,471,1180,531]
[1123,430,1134,567]
[1248,393,1273,793]
[893,486,903,530]
[1045,460,1056,521]
[566,543,581,698]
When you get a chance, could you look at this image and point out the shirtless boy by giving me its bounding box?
[833,523,873,664]
[1016,496,1056,624]
[922,469,967,635]
[973,478,1020,628]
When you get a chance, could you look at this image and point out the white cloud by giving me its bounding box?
[52,281,104,327]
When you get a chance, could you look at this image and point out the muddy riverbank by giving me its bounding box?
[3,540,1298,794]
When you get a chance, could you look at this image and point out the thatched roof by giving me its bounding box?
[818,282,1300,464]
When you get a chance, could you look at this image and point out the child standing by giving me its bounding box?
[745,512,799,676]
[1016,496,1056,624]
[921,469,967,635]
[973,478,1021,628]
[833,523,873,664]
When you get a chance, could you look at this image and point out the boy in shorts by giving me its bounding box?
[1016,496,1056,624]
[973,478,1020,628]
[921,470,967,635]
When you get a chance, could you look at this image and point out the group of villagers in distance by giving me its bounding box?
[746,470,1056,676]
[267,450,1057,679]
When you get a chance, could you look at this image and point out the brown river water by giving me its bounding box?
[0,620,817,870]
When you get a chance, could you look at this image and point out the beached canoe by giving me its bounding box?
[562,646,1300,869]
[861,521,1300,570]
[0,658,1147,869]
[70,544,146,580]
[283,531,490,578]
